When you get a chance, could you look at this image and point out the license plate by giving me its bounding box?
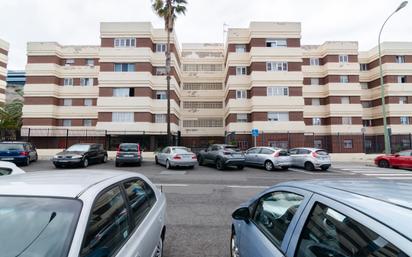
[1,158,13,161]
[59,160,69,163]
[124,155,134,157]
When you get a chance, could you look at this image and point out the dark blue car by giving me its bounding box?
[0,141,38,166]
[231,180,412,257]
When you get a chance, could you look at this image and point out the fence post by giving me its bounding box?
[27,128,31,142]
[338,133,341,153]
[287,131,290,148]
[409,133,412,149]
[362,132,366,153]
[65,129,69,149]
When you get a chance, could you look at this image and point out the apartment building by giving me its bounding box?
[0,39,8,106]
[22,22,412,152]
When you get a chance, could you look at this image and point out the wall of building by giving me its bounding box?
[0,39,9,106]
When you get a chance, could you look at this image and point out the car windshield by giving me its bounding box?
[66,144,90,152]
[224,146,241,152]
[173,148,191,154]
[316,150,329,156]
[0,168,12,176]
[0,196,81,257]
[119,144,139,152]
[0,143,24,151]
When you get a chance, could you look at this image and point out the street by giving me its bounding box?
[24,160,412,257]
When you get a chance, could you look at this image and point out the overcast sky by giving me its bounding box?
[1,0,411,70]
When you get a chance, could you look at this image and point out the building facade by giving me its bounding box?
[22,22,412,152]
[0,39,9,106]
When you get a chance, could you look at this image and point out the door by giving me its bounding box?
[288,148,299,166]
[238,188,312,257]
[245,148,261,165]
[259,148,274,166]
[157,147,167,165]
[392,151,411,168]
[88,145,99,163]
[207,145,219,162]
[296,149,311,168]
[405,151,412,168]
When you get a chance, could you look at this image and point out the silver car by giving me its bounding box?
[155,146,197,169]
[289,147,331,171]
[0,170,166,257]
[245,147,291,171]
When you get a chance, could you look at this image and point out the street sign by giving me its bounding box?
[251,128,259,137]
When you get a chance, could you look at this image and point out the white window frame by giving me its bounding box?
[65,59,75,66]
[84,99,93,106]
[236,66,247,75]
[86,59,95,67]
[63,78,74,86]
[400,116,410,125]
[63,99,72,106]
[342,117,352,125]
[155,114,167,123]
[156,91,167,100]
[310,78,320,85]
[309,58,320,66]
[363,119,372,127]
[267,86,289,96]
[113,88,130,97]
[395,55,405,64]
[340,75,349,83]
[80,78,93,86]
[112,112,134,123]
[268,112,289,122]
[266,39,287,48]
[360,63,368,71]
[236,113,248,123]
[62,119,72,127]
[156,43,167,53]
[266,61,288,71]
[397,75,407,83]
[83,119,93,127]
[236,90,247,99]
[339,55,349,64]
[311,98,320,106]
[399,96,407,104]
[341,96,350,104]
[114,38,136,48]
[235,44,246,53]
[156,67,167,75]
[360,83,368,89]
[312,117,321,126]
[343,139,353,149]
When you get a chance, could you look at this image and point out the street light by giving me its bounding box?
[378,1,408,155]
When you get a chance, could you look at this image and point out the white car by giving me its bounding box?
[0,160,26,176]
[0,170,166,257]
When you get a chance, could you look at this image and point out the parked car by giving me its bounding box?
[375,150,412,169]
[288,147,331,171]
[244,147,291,171]
[116,143,143,167]
[0,161,25,176]
[0,141,38,166]
[53,143,108,168]
[0,170,166,257]
[155,146,197,169]
[197,144,245,170]
[231,179,412,257]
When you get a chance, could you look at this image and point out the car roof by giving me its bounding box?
[0,170,136,198]
[278,179,412,240]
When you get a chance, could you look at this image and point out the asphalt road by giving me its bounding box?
[23,160,412,257]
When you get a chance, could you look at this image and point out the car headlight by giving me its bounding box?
[53,155,60,159]
[72,155,83,159]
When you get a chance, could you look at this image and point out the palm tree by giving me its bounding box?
[152,0,187,146]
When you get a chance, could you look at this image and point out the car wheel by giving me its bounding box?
[34,154,38,162]
[321,166,329,171]
[82,158,89,168]
[378,160,390,168]
[198,156,204,166]
[188,165,194,169]
[281,166,289,171]
[54,164,61,169]
[154,237,163,257]
[23,158,30,166]
[230,228,240,257]
[216,158,225,170]
[166,160,172,169]
[137,161,141,167]
[264,161,274,171]
[304,162,315,171]
[237,165,244,170]
[115,162,120,167]
[102,155,108,163]
[155,156,159,165]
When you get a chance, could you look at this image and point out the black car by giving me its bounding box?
[53,143,108,168]
[0,141,38,166]
[115,143,142,167]
[197,144,246,170]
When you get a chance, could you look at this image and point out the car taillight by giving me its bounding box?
[173,155,182,160]
[312,152,318,158]
[192,154,197,159]
[20,151,29,156]
[116,146,120,157]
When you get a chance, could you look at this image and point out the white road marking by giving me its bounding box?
[226,185,269,189]
[288,168,321,174]
[364,173,412,177]
[377,177,412,180]
[155,183,189,187]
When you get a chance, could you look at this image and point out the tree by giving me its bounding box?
[0,100,23,129]
[152,0,187,146]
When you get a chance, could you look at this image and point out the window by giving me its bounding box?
[362,101,372,108]
[267,87,289,96]
[268,112,289,122]
[246,148,261,154]
[236,66,247,75]
[343,139,353,148]
[363,119,372,127]
[342,117,352,125]
[338,54,349,63]
[65,59,75,66]
[309,58,320,66]
[311,98,320,105]
[156,91,167,100]
[182,64,223,72]
[360,63,368,71]
[80,78,93,86]
[267,61,288,71]
[236,90,247,99]
[235,44,246,53]
[156,67,167,75]
[114,38,136,47]
[260,148,274,155]
[182,119,223,128]
[396,55,405,64]
[156,43,166,52]
[183,101,223,109]
[80,186,129,257]
[112,112,134,122]
[314,140,322,148]
[340,75,349,83]
[397,75,407,83]
[86,59,95,66]
[360,82,368,89]
[237,141,249,150]
[399,96,407,104]
[63,78,74,86]
[312,117,321,126]
[83,119,92,127]
[63,99,72,106]
[341,96,350,104]
[253,191,303,247]
[62,119,72,127]
[113,88,133,97]
[269,141,289,149]
[155,114,167,123]
[266,39,287,48]
[236,113,248,123]
[310,78,320,85]
[84,99,93,106]
[114,63,135,72]
[123,179,155,227]
[295,203,406,257]
[400,116,410,125]
[183,83,222,90]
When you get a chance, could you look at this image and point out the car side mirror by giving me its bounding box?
[232,207,250,222]
[395,154,400,157]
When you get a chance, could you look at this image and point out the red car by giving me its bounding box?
[375,150,412,169]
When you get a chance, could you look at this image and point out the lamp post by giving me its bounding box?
[378,1,408,155]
